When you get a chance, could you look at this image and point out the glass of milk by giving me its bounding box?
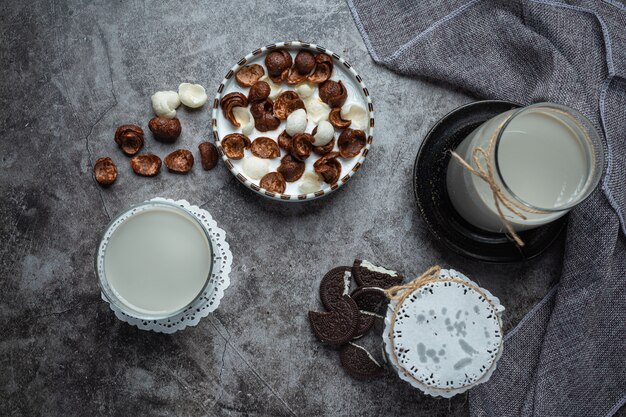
[446,103,603,233]
[96,201,213,320]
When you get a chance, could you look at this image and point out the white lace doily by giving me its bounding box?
[100,198,232,334]
[383,269,504,398]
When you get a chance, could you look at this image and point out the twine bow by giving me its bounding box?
[449,116,547,247]
[384,265,442,302]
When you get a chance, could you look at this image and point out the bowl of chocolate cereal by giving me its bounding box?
[211,41,374,201]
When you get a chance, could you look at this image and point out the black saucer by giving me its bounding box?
[413,100,567,263]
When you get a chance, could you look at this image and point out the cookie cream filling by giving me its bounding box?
[349,342,382,367]
[360,310,385,319]
[343,270,351,295]
[361,260,398,277]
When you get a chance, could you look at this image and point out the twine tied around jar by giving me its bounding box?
[384,265,442,302]
[449,115,548,247]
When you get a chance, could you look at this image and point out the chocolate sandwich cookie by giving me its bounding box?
[319,266,351,311]
[351,287,389,315]
[309,295,359,348]
[353,313,375,339]
[352,259,403,289]
[340,343,385,380]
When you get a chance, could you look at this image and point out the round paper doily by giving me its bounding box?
[383,268,504,397]
[100,197,232,334]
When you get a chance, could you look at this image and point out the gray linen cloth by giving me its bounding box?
[347,0,626,416]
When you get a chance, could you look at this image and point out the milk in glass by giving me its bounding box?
[103,205,212,317]
[446,104,599,233]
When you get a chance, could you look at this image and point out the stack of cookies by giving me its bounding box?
[308,259,404,380]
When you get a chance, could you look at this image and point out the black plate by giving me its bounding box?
[413,100,567,263]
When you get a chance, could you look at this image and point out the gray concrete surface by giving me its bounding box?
[0,0,601,416]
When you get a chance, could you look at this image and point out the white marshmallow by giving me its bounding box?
[232,106,254,136]
[295,82,315,99]
[313,121,334,146]
[242,156,269,180]
[340,104,368,130]
[285,108,307,136]
[299,172,322,194]
[151,90,180,119]
[178,83,208,108]
[260,75,283,100]
[304,98,331,124]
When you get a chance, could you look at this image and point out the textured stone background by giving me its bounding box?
[3,1,615,416]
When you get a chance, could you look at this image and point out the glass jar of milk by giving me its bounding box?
[446,103,603,233]
[96,201,213,320]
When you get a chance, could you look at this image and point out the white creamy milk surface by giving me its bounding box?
[497,108,590,209]
[104,206,212,316]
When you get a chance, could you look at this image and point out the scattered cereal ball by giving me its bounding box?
[178,83,208,108]
[94,157,117,186]
[312,121,334,146]
[248,81,271,103]
[341,104,368,130]
[164,149,194,174]
[222,133,251,159]
[235,64,265,87]
[299,172,322,194]
[232,106,254,135]
[242,156,270,180]
[285,108,307,136]
[260,172,286,193]
[260,75,283,100]
[149,116,182,142]
[265,50,292,79]
[198,142,218,171]
[151,91,180,119]
[295,82,315,99]
[294,51,316,75]
[305,98,331,124]
[130,154,162,177]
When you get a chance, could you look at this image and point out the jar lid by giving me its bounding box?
[383,269,504,397]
